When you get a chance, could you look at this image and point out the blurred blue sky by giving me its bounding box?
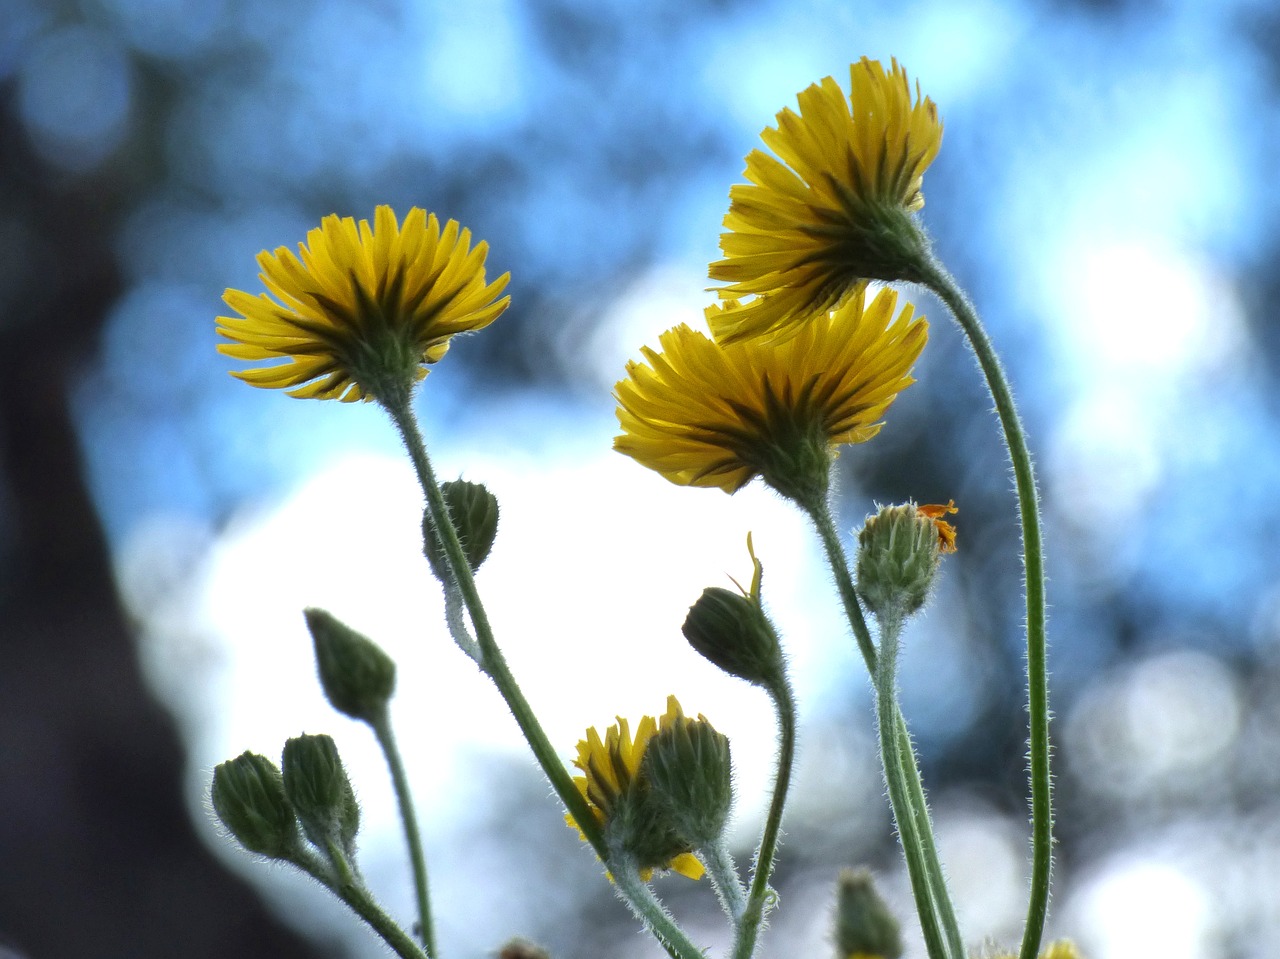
[11,0,1280,955]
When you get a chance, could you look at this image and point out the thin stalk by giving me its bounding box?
[804,495,964,959]
[732,678,797,959]
[875,616,949,959]
[292,847,430,959]
[611,853,710,959]
[702,837,747,923]
[370,707,438,957]
[918,258,1052,959]
[381,388,704,959]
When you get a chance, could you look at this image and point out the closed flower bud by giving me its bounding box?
[422,479,500,582]
[305,608,396,724]
[682,535,783,689]
[642,711,733,850]
[834,868,903,959]
[211,751,300,860]
[855,501,956,619]
[281,733,360,858]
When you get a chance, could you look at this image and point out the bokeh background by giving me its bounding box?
[4,0,1280,957]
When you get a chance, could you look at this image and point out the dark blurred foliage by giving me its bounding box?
[6,0,1280,956]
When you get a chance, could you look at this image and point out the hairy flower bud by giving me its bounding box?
[855,501,957,619]
[306,608,396,724]
[682,535,783,689]
[211,752,300,860]
[281,733,360,858]
[423,479,500,581]
[834,868,903,959]
[643,711,733,850]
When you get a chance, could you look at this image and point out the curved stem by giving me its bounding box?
[804,495,963,958]
[918,259,1052,959]
[371,708,438,957]
[732,678,797,959]
[875,617,949,959]
[293,847,431,959]
[611,853,712,959]
[702,837,747,923]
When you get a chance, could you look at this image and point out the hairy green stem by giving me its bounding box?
[703,837,747,923]
[732,677,796,959]
[918,258,1052,959]
[371,708,438,957]
[293,847,430,959]
[611,853,711,959]
[804,495,964,959]
[874,616,952,959]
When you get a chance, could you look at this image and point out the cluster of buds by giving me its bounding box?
[212,733,359,867]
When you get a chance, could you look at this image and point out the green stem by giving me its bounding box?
[918,258,1052,959]
[804,495,964,959]
[702,836,747,923]
[371,707,438,957]
[611,854,710,959]
[732,677,797,959]
[875,616,949,959]
[380,388,606,861]
[895,710,964,959]
[293,847,431,959]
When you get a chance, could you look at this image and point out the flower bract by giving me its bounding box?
[709,57,942,343]
[218,205,510,403]
[566,695,705,881]
[614,287,927,505]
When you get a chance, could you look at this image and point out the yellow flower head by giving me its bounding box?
[615,287,927,506]
[709,57,943,344]
[218,206,510,403]
[566,695,705,881]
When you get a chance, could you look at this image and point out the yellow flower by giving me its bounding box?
[217,206,510,403]
[566,695,705,881]
[614,287,927,505]
[709,57,942,344]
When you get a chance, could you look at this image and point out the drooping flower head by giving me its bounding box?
[709,58,943,344]
[218,206,510,404]
[566,696,706,881]
[615,287,927,507]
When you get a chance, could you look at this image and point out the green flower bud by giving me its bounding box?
[422,479,500,581]
[281,733,360,858]
[211,751,300,860]
[305,608,396,724]
[855,501,955,619]
[834,868,903,959]
[642,712,733,849]
[682,534,783,688]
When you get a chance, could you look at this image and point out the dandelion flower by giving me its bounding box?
[218,206,510,403]
[566,696,705,881]
[709,58,942,343]
[615,287,927,506]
